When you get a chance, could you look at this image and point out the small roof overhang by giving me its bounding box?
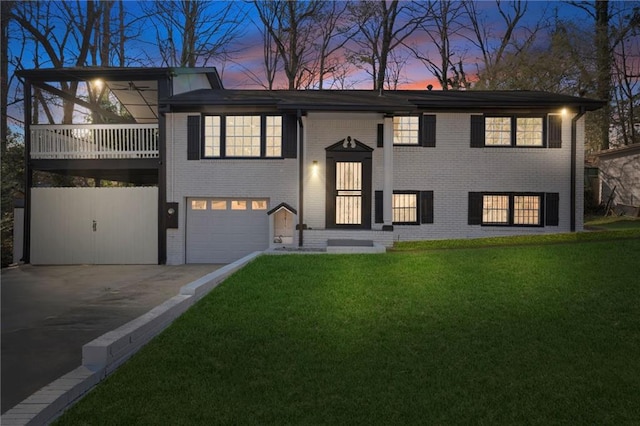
[267,202,297,216]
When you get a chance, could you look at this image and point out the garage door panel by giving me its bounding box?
[186,198,268,264]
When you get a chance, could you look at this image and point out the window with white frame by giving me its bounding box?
[484,116,544,147]
[203,115,283,158]
[393,192,418,224]
[393,116,419,145]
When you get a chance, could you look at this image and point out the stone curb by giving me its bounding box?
[1,252,261,426]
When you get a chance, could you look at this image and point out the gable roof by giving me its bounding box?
[163,89,605,114]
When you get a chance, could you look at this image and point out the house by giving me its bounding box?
[17,67,604,265]
[594,143,640,216]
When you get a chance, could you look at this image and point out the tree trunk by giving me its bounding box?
[595,0,612,149]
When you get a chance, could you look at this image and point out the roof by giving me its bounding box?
[594,143,640,159]
[16,66,223,124]
[164,89,606,113]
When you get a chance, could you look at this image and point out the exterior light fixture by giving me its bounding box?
[312,161,319,175]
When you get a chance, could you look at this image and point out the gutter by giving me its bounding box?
[297,110,304,247]
[571,107,586,232]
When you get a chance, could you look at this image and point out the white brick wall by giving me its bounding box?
[166,111,586,263]
[165,113,298,264]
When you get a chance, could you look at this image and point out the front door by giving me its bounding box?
[326,137,373,229]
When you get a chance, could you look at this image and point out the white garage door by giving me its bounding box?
[186,198,269,264]
[30,187,158,265]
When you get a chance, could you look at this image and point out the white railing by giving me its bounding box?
[30,124,159,159]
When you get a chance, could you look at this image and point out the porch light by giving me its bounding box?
[561,108,568,115]
[92,79,104,89]
[312,160,319,176]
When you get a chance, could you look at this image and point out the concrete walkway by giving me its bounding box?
[1,264,221,414]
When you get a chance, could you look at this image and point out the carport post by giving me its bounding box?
[22,80,32,263]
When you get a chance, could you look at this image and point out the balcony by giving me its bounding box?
[30,124,159,159]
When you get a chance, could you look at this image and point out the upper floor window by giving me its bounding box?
[203,115,283,158]
[393,116,419,145]
[485,116,544,147]
[473,115,549,148]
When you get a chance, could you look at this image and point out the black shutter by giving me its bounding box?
[282,114,297,158]
[420,191,434,224]
[548,115,562,148]
[470,115,485,148]
[377,123,384,147]
[420,115,436,147]
[375,191,383,223]
[545,193,559,226]
[468,192,483,225]
[187,115,201,160]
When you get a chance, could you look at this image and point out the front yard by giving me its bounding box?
[57,233,640,425]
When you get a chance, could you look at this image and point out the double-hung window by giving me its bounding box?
[392,192,418,224]
[393,116,420,145]
[203,115,283,158]
[472,192,544,226]
[473,115,549,148]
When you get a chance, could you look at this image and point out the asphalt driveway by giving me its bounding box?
[1,264,222,414]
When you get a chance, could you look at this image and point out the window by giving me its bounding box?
[203,115,283,158]
[476,115,545,147]
[513,195,541,225]
[204,116,221,157]
[393,116,419,145]
[485,117,512,146]
[473,193,543,226]
[231,200,247,210]
[516,117,543,146]
[226,116,260,157]
[252,200,267,210]
[483,195,509,224]
[211,200,227,210]
[191,200,207,210]
[265,116,282,157]
[393,193,418,224]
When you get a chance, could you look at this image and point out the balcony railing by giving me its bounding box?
[30,124,159,159]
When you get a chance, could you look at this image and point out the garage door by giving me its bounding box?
[30,187,158,265]
[186,198,269,263]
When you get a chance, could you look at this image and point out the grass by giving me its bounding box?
[585,215,640,230]
[57,236,640,425]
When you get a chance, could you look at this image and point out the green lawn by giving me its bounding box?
[585,215,640,230]
[57,236,640,425]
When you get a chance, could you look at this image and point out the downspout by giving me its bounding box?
[570,107,586,232]
[297,110,304,247]
[22,81,32,263]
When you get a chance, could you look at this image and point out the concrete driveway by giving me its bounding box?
[1,264,221,414]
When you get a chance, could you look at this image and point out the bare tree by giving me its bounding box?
[311,1,353,89]
[146,0,245,67]
[464,0,543,89]
[1,0,14,157]
[347,0,424,91]
[252,0,322,90]
[407,1,469,90]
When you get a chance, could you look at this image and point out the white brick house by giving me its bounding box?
[18,67,604,265]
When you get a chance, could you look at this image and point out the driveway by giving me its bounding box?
[1,264,222,414]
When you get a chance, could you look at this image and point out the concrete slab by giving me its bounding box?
[1,263,221,414]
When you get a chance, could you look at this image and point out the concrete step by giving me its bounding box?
[326,239,386,254]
